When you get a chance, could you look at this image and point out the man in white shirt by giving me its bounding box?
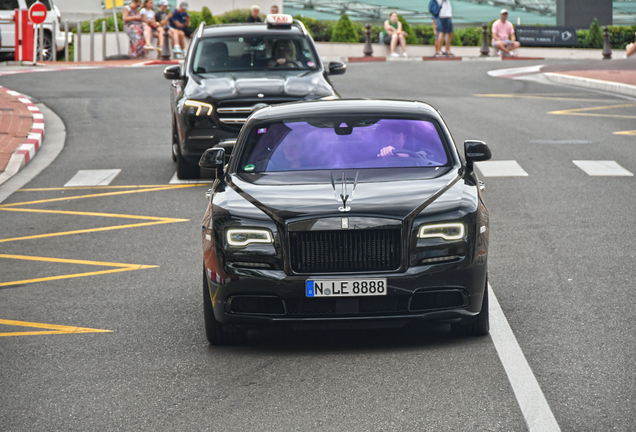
[436,0,454,56]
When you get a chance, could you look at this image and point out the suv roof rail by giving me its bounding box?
[197,21,205,39]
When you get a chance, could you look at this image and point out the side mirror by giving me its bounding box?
[199,147,225,170]
[464,140,491,171]
[328,61,346,75]
[164,64,183,80]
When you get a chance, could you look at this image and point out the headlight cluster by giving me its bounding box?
[184,100,213,116]
[226,229,273,247]
[418,223,465,241]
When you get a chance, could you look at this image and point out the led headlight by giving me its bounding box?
[226,229,273,247]
[184,100,213,116]
[418,223,465,241]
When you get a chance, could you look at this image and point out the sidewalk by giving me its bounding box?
[541,58,636,98]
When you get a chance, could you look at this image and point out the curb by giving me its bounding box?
[0,87,45,186]
[543,72,636,98]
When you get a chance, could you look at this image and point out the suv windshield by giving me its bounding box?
[239,119,450,172]
[192,35,319,74]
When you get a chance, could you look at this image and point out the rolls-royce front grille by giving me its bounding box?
[289,229,402,273]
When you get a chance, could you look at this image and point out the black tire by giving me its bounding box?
[176,146,200,179]
[38,32,53,62]
[203,265,247,345]
[451,281,489,337]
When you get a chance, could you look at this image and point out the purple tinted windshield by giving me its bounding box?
[241,119,449,172]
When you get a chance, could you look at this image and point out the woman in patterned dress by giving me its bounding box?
[123,0,145,58]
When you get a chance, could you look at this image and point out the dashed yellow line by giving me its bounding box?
[0,254,157,288]
[614,130,636,136]
[0,318,112,337]
[474,94,619,102]
[548,103,636,119]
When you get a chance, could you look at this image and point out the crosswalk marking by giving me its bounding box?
[474,160,529,177]
[64,169,121,187]
[573,160,633,177]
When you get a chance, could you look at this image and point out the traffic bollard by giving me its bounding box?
[76,21,82,62]
[602,25,612,60]
[90,20,94,62]
[102,21,107,61]
[363,23,373,57]
[480,23,490,56]
[159,24,172,60]
[64,20,69,62]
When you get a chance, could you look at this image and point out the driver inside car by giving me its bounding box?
[268,40,303,68]
[377,127,408,158]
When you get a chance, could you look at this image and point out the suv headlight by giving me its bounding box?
[418,223,465,241]
[226,229,273,247]
[184,100,213,116]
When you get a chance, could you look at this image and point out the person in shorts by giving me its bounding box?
[436,0,454,57]
[382,11,408,57]
[168,1,192,58]
[492,9,520,57]
[432,16,442,57]
[154,0,170,52]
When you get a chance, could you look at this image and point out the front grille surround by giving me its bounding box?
[216,99,301,125]
[289,229,402,274]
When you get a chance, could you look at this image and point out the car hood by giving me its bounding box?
[227,169,468,222]
[188,70,335,100]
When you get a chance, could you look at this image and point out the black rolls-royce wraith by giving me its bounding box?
[200,99,492,345]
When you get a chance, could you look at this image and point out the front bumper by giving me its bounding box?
[205,261,487,329]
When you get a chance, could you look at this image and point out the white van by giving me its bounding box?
[0,0,66,60]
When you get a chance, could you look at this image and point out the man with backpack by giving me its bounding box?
[429,0,454,57]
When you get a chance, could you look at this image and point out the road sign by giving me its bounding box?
[28,2,47,25]
[104,0,124,10]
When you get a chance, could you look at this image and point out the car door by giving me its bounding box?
[0,0,20,53]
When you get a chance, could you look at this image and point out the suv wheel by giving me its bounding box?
[37,32,54,62]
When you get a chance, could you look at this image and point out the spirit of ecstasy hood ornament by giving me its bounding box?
[330,171,359,212]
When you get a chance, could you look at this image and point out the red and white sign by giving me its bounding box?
[28,2,47,25]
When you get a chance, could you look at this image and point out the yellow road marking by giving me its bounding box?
[614,130,636,136]
[474,94,619,102]
[18,185,194,191]
[548,103,636,119]
[0,254,157,287]
[0,184,199,208]
[0,220,185,243]
[0,318,112,337]
[0,207,188,221]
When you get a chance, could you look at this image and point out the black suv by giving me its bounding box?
[164,15,346,179]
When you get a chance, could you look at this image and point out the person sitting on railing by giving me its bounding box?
[122,0,145,58]
[168,1,193,59]
[624,32,636,59]
[140,0,159,52]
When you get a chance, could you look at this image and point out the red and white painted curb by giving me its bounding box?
[0,87,45,185]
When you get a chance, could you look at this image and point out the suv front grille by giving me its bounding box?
[289,229,402,274]
[216,99,300,125]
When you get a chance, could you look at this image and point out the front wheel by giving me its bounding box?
[203,265,247,345]
[451,281,489,337]
[176,146,200,179]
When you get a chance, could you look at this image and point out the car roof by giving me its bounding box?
[202,23,306,38]
[248,99,442,122]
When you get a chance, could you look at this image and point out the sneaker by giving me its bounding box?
[434,51,443,57]
[173,45,182,53]
[510,52,517,57]
[441,51,449,57]
[496,50,502,57]
[446,51,455,57]
[389,52,399,57]
[144,44,155,50]
[401,52,408,57]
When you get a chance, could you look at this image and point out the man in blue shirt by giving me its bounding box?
[168,1,192,58]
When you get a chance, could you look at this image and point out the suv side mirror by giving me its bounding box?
[328,61,346,75]
[199,147,225,171]
[464,140,491,169]
[164,64,183,80]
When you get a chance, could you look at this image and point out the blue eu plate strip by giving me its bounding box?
[306,280,314,297]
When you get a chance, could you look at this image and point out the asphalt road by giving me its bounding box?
[0,61,635,431]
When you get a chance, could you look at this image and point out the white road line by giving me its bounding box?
[168,172,213,184]
[489,284,561,432]
[475,160,529,177]
[64,169,121,187]
[573,160,634,176]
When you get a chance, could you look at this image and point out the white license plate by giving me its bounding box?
[306,279,387,297]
